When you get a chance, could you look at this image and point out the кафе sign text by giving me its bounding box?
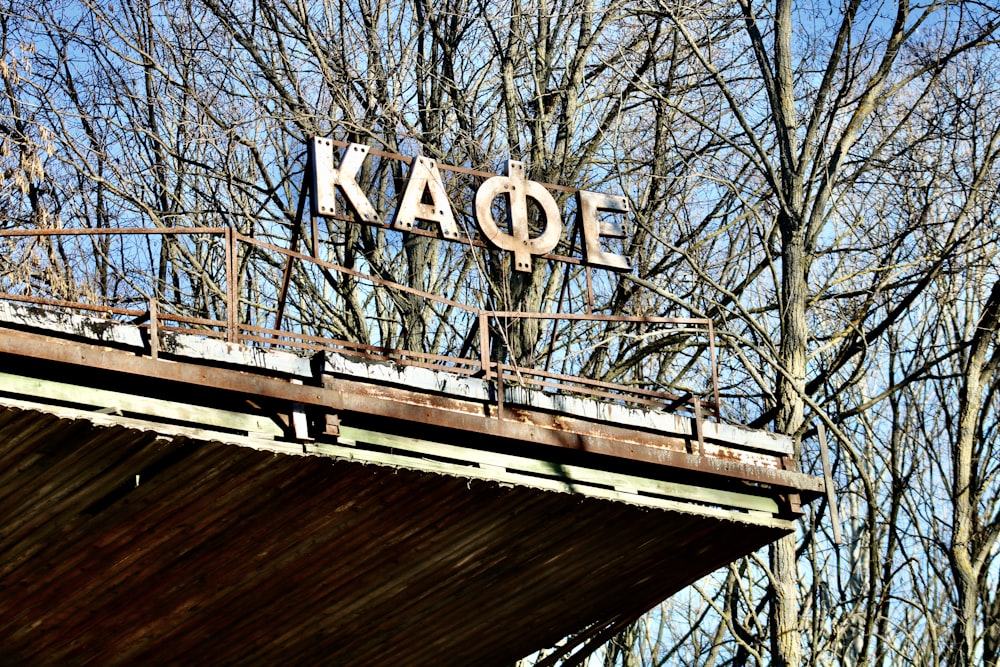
[310,138,631,273]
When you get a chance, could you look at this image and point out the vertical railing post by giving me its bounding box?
[585,267,594,314]
[225,228,237,343]
[479,311,491,381]
[148,298,159,360]
[496,362,505,421]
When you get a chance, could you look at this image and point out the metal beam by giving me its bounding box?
[0,326,823,495]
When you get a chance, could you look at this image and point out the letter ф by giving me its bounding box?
[474,160,562,273]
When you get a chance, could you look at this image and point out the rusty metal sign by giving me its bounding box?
[310,138,631,273]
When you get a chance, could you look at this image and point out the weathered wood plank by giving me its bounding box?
[321,427,787,520]
[0,371,282,437]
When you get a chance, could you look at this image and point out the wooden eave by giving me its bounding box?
[0,306,821,666]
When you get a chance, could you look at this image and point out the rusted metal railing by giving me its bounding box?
[0,227,722,419]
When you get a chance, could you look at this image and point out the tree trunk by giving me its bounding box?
[771,227,808,667]
[949,278,1000,666]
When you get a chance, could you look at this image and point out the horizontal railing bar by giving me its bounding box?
[0,227,225,236]
[499,373,677,411]
[496,363,693,403]
[496,362,718,414]
[0,293,146,317]
[241,324,482,369]
[154,312,228,328]
[489,311,711,325]
[495,368,718,418]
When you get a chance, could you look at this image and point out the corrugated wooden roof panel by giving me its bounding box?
[0,403,789,666]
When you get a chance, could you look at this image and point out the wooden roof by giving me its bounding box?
[0,306,819,666]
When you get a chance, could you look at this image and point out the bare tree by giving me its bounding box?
[3,1,1000,665]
